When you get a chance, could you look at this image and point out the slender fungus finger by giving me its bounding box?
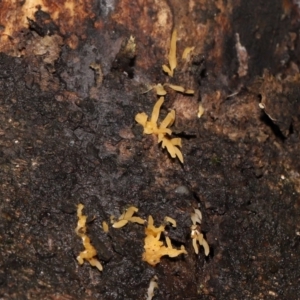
[165,83,194,95]
[135,112,148,127]
[123,206,139,220]
[185,89,195,94]
[128,216,146,224]
[168,29,177,76]
[154,84,167,96]
[102,221,109,233]
[162,64,172,76]
[174,147,184,163]
[166,84,185,93]
[165,236,173,249]
[192,238,199,254]
[171,138,182,147]
[164,216,177,227]
[151,96,164,124]
[201,237,210,256]
[112,219,128,228]
[160,110,175,129]
[182,46,195,60]
[113,206,145,228]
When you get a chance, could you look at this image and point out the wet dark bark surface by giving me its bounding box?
[0,1,300,299]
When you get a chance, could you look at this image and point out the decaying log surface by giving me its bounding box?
[0,1,300,299]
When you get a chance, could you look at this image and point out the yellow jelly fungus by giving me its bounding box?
[129,216,147,224]
[110,215,115,224]
[141,84,167,96]
[162,64,172,77]
[135,112,148,128]
[153,84,167,96]
[112,219,129,228]
[165,83,195,95]
[162,29,177,77]
[151,97,164,125]
[112,206,146,228]
[159,109,175,131]
[157,109,175,144]
[124,206,139,219]
[168,29,177,76]
[197,104,204,118]
[102,221,109,233]
[75,204,87,235]
[142,215,187,266]
[135,97,172,136]
[182,46,195,60]
[166,84,184,93]
[135,97,184,163]
[164,216,177,227]
[185,89,195,94]
[75,204,103,271]
[161,137,183,164]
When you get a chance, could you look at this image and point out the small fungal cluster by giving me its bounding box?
[135,28,195,163]
[111,206,146,228]
[75,205,204,270]
[135,96,184,163]
[142,215,187,266]
[110,207,188,266]
[190,208,209,256]
[75,204,103,271]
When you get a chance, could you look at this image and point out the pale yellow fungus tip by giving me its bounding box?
[162,64,173,77]
[124,206,139,219]
[102,221,109,233]
[197,104,204,118]
[135,112,148,128]
[191,208,202,225]
[112,219,129,228]
[164,216,177,227]
[110,215,115,224]
[147,276,158,300]
[154,84,167,96]
[182,46,195,60]
[185,89,195,95]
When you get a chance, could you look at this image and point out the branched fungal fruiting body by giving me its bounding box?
[142,215,187,266]
[135,97,184,163]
